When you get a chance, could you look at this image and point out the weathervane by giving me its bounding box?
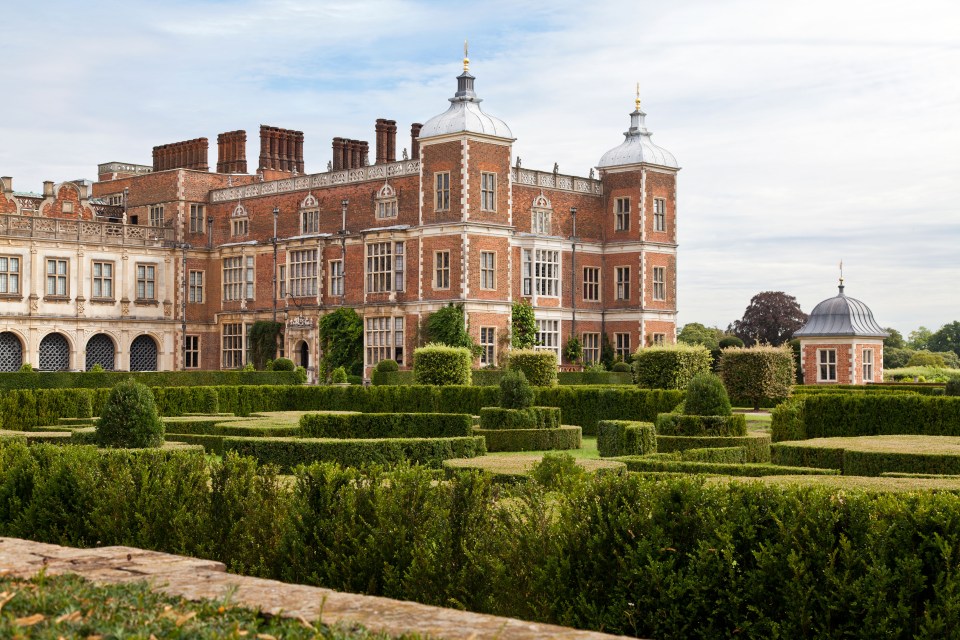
[635,82,641,110]
[463,40,469,72]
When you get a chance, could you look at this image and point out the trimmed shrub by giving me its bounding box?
[655,412,747,437]
[530,453,588,491]
[558,371,633,385]
[804,394,960,439]
[414,344,472,386]
[947,378,960,397]
[771,397,807,442]
[499,369,533,409]
[611,361,632,373]
[719,345,794,410]
[479,406,561,430]
[371,370,416,386]
[681,446,747,464]
[770,442,846,470]
[597,420,656,457]
[375,359,399,372]
[223,435,486,471]
[534,386,684,435]
[475,425,581,452]
[508,349,558,387]
[658,433,771,463]
[683,373,732,417]
[272,357,296,372]
[96,380,164,448]
[633,344,712,389]
[299,413,473,439]
[330,367,348,384]
[0,370,301,390]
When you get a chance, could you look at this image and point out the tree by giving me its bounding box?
[908,326,933,350]
[929,321,960,358]
[319,307,364,376]
[729,291,807,347]
[719,345,794,411]
[511,300,537,349]
[423,303,480,357]
[883,328,905,349]
[96,379,163,448]
[677,323,725,350]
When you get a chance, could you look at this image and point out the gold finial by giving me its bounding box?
[463,40,470,72]
[839,260,844,286]
[635,82,641,110]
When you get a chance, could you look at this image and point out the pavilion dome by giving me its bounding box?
[597,98,677,169]
[419,56,513,140]
[794,283,889,338]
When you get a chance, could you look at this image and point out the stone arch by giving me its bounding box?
[295,339,309,369]
[39,332,71,371]
[85,333,116,371]
[129,334,158,371]
[300,193,318,209]
[0,331,24,371]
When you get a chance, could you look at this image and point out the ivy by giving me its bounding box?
[423,304,480,358]
[249,321,283,371]
[563,337,582,364]
[319,307,364,376]
[511,300,537,350]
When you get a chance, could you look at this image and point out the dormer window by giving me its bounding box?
[376,183,398,219]
[531,194,552,235]
[231,204,249,237]
[300,194,319,234]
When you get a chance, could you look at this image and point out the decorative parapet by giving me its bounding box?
[97,162,153,176]
[0,214,175,246]
[511,168,602,196]
[210,160,422,203]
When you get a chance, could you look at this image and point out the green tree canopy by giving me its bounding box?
[677,323,725,350]
[319,307,364,376]
[883,328,905,349]
[423,304,480,357]
[929,321,960,358]
[908,326,933,350]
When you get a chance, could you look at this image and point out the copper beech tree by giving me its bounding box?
[729,291,807,347]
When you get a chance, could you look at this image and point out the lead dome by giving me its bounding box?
[794,284,888,338]
[597,99,678,169]
[418,57,513,140]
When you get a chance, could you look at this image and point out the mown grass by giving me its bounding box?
[0,572,428,639]
[444,453,624,477]
[784,435,960,455]
[715,474,960,493]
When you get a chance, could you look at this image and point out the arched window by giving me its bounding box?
[39,333,70,371]
[0,332,23,371]
[85,334,116,371]
[130,335,158,371]
[531,193,552,235]
[376,183,398,219]
[300,194,320,234]
[232,204,249,237]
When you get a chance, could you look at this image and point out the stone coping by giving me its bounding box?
[0,537,635,640]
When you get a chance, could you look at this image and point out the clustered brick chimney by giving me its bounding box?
[258,125,304,174]
[410,123,423,160]
[152,138,210,172]
[217,130,247,174]
[331,138,369,171]
[375,119,398,164]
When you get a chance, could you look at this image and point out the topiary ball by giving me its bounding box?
[96,379,164,448]
[375,359,399,372]
[611,361,632,373]
[272,357,295,372]
[684,373,732,417]
[500,369,534,409]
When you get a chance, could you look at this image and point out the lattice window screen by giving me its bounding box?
[129,335,157,371]
[39,333,70,371]
[0,332,23,372]
[85,334,116,371]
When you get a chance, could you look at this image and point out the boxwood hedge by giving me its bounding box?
[655,412,747,437]
[597,420,656,457]
[474,426,581,452]
[657,434,771,463]
[299,412,473,439]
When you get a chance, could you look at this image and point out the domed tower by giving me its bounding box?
[794,279,889,385]
[596,88,679,348]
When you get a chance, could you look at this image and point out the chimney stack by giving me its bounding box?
[0,177,11,193]
[375,119,388,165]
[152,138,209,172]
[332,137,345,171]
[385,120,397,163]
[258,126,304,174]
[358,140,369,167]
[43,181,54,197]
[217,130,247,174]
[411,123,423,160]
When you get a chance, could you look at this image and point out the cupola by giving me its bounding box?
[597,88,677,169]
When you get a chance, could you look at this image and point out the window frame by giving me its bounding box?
[615,266,631,301]
[435,172,451,211]
[652,333,666,346]
[0,255,20,296]
[582,332,600,365]
[480,326,496,366]
[582,266,600,302]
[652,266,666,301]
[365,316,405,366]
[222,323,244,369]
[615,197,630,232]
[366,241,404,293]
[328,259,344,297]
[535,319,561,358]
[188,269,204,304]
[434,250,450,290]
[189,204,205,234]
[480,172,497,211]
[45,257,69,298]
[818,348,838,382]
[185,335,200,369]
[289,249,318,297]
[300,209,320,234]
[135,263,156,301]
[149,205,164,228]
[522,248,560,298]
[480,251,496,290]
[91,260,114,300]
[653,197,666,232]
[862,348,874,382]
[615,333,631,361]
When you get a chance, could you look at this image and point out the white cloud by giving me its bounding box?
[0,0,957,334]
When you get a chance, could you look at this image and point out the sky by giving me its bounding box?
[1,0,957,335]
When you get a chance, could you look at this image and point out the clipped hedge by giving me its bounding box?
[374,369,633,387]
[0,388,97,431]
[0,370,302,390]
[223,435,486,471]
[772,394,960,441]
[597,420,656,458]
[370,370,416,386]
[299,413,473,439]
[655,412,747,437]
[633,344,712,390]
[615,456,840,477]
[508,349,558,387]
[478,407,561,430]
[414,344,472,386]
[475,426,581,452]
[772,440,960,477]
[163,418,301,438]
[657,434,771,463]
[558,371,633,385]
[681,446,747,464]
[792,384,929,396]
[719,346,794,410]
[534,386,684,435]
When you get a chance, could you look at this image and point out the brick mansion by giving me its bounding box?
[0,57,679,378]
